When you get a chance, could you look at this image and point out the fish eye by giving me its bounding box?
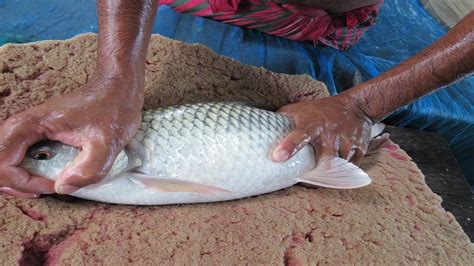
[31,149,55,160]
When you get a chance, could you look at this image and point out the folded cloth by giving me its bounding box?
[159,0,383,50]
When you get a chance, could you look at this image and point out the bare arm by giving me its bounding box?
[0,0,157,196]
[274,12,474,164]
[347,11,474,122]
[96,0,156,86]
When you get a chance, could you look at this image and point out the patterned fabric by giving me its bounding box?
[159,0,383,50]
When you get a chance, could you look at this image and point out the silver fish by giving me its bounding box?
[20,102,377,205]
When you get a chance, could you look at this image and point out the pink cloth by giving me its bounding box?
[160,0,383,50]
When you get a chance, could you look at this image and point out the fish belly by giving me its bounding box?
[72,103,316,205]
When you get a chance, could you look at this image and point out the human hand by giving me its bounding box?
[272,95,387,164]
[0,73,144,196]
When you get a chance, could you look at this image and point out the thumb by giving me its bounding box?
[272,128,314,162]
[0,166,55,194]
[55,141,118,194]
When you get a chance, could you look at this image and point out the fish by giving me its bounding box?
[20,102,382,205]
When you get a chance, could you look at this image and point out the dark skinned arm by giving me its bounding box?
[0,0,157,197]
[348,11,474,121]
[274,11,474,163]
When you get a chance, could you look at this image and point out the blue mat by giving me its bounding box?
[0,0,473,190]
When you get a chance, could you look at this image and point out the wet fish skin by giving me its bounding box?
[20,102,371,205]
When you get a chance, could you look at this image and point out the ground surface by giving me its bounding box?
[0,34,473,265]
[386,126,474,241]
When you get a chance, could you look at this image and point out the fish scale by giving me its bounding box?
[20,102,374,205]
[131,103,311,196]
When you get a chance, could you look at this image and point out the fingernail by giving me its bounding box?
[57,185,79,195]
[274,149,289,162]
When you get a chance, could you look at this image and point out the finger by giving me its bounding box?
[314,137,338,165]
[272,128,313,162]
[339,138,355,161]
[55,141,118,194]
[275,104,297,115]
[350,147,365,165]
[0,187,39,198]
[0,166,55,194]
[0,117,43,166]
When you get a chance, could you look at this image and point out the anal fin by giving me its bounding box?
[129,173,231,194]
[297,157,372,189]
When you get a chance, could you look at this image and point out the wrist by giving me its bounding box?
[85,70,145,107]
[336,91,376,123]
[96,55,145,78]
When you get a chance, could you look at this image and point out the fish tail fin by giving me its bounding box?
[296,157,371,189]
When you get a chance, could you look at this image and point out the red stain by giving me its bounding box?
[46,229,87,265]
[27,209,47,222]
[284,250,303,266]
[383,144,399,151]
[415,186,424,192]
[16,205,47,223]
[291,233,305,245]
[389,151,408,161]
[405,195,415,207]
[414,224,422,231]
[341,237,348,247]
[204,215,219,224]
[409,168,420,174]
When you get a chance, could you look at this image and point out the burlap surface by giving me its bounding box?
[0,34,472,265]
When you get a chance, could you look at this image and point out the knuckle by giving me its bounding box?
[355,146,366,155]
[277,105,291,113]
[73,171,103,185]
[358,143,369,153]
[87,174,104,184]
[97,128,128,148]
[2,117,39,138]
[89,135,116,152]
[102,138,121,154]
[293,130,311,143]
[11,177,28,190]
[4,115,31,128]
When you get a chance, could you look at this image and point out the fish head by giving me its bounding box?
[21,141,80,181]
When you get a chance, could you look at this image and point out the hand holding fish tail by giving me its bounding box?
[272,95,375,164]
[274,12,474,165]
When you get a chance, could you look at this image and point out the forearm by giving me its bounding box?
[343,11,474,122]
[95,0,157,83]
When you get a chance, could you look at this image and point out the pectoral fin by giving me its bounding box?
[297,157,371,189]
[370,123,385,138]
[129,173,231,194]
